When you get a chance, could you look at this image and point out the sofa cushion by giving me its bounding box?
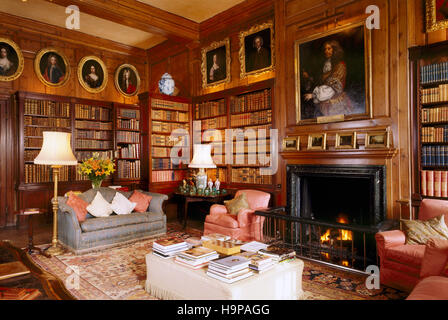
[420,238,448,278]
[87,192,113,218]
[66,192,89,222]
[385,244,426,267]
[401,214,448,245]
[129,190,152,212]
[205,213,239,228]
[224,193,249,216]
[80,211,164,232]
[81,187,117,204]
[407,276,448,300]
[111,192,137,215]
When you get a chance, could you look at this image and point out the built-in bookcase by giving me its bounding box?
[410,42,448,201]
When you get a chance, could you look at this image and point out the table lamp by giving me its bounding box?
[34,131,78,256]
[188,144,216,190]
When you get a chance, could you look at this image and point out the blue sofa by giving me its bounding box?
[57,187,168,254]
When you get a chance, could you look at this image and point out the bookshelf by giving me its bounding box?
[410,41,448,201]
[193,79,275,191]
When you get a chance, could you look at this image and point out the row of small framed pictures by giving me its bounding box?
[282,131,390,151]
[0,37,140,97]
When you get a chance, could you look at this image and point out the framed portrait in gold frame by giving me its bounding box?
[365,131,389,149]
[201,38,231,89]
[282,137,300,151]
[239,21,275,79]
[114,64,140,97]
[0,37,24,82]
[307,133,327,150]
[34,48,70,88]
[77,56,108,93]
[335,132,357,149]
[294,22,372,125]
[426,0,448,32]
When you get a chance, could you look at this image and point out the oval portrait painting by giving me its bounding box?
[78,56,108,93]
[114,64,140,97]
[34,48,70,87]
[0,38,24,82]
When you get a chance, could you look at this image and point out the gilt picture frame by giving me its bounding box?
[78,55,108,94]
[307,133,327,150]
[365,131,390,149]
[0,37,24,82]
[282,137,300,151]
[239,21,275,79]
[114,64,140,97]
[201,38,231,89]
[426,0,448,32]
[34,48,70,88]
[294,22,372,125]
[335,132,357,149]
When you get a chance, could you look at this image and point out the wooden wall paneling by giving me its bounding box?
[0,100,6,227]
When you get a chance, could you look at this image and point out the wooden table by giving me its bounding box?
[173,192,234,229]
[15,209,47,256]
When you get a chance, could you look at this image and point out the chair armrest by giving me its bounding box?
[237,207,267,227]
[139,190,168,215]
[375,230,406,258]
[210,204,228,216]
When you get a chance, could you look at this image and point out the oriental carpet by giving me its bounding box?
[29,222,407,300]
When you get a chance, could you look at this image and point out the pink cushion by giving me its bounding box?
[235,190,270,210]
[128,190,152,213]
[66,192,89,222]
[205,213,238,229]
[419,199,448,225]
[407,276,448,300]
[385,244,426,267]
[420,238,448,278]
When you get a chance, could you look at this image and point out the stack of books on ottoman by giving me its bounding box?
[174,246,219,269]
[152,237,189,259]
[258,245,296,263]
[239,252,276,273]
[207,256,253,283]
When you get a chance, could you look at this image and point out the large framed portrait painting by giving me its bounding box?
[77,56,108,93]
[295,23,372,124]
[34,48,70,87]
[426,0,448,32]
[0,38,24,82]
[201,38,230,88]
[115,64,140,97]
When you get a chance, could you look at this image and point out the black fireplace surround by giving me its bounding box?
[287,164,387,228]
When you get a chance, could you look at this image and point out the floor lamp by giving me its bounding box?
[34,132,77,256]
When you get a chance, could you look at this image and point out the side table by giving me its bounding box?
[174,192,234,229]
[15,209,48,256]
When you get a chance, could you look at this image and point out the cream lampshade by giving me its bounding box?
[188,144,216,189]
[34,131,77,256]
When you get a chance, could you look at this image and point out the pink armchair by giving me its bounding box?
[203,190,270,242]
[375,199,448,292]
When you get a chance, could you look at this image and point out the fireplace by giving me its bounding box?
[283,164,387,270]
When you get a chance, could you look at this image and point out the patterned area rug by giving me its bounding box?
[29,223,407,300]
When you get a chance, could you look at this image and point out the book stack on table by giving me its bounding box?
[238,252,276,274]
[258,245,296,263]
[152,237,189,259]
[207,256,253,283]
[201,233,230,242]
[174,246,219,269]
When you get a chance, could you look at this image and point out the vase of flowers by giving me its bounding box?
[78,153,115,189]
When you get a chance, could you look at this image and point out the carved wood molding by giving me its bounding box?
[280,148,398,160]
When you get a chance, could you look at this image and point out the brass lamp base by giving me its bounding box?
[44,243,65,257]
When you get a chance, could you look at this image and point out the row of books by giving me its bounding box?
[200,116,227,130]
[210,141,271,154]
[24,164,69,183]
[117,118,139,131]
[151,109,189,122]
[24,99,70,117]
[76,129,113,140]
[230,109,271,128]
[151,158,186,170]
[152,121,190,133]
[421,106,448,123]
[119,108,140,119]
[420,61,448,85]
[213,154,271,167]
[152,146,181,157]
[151,134,178,147]
[421,126,448,143]
[24,137,42,148]
[25,116,70,128]
[75,120,113,130]
[231,167,273,184]
[151,98,189,112]
[117,144,140,159]
[421,170,448,197]
[421,145,448,166]
[206,168,227,182]
[194,99,226,120]
[421,84,448,104]
[24,126,47,137]
[151,169,187,182]
[75,139,113,149]
[116,131,139,143]
[75,150,114,161]
[230,89,271,114]
[75,104,111,121]
[116,160,140,179]
[24,150,40,162]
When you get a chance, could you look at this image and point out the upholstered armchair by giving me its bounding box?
[203,189,270,242]
[375,199,448,292]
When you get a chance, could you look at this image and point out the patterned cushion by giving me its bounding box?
[402,214,448,245]
[224,193,249,216]
[80,212,163,232]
